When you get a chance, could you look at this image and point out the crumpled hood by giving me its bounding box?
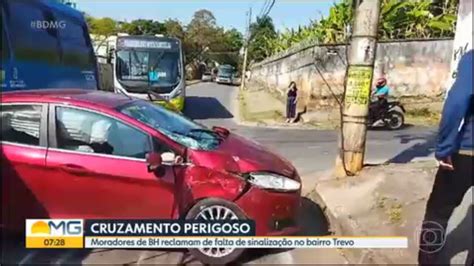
[189,132,296,178]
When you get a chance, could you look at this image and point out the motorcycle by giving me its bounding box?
[368,99,406,130]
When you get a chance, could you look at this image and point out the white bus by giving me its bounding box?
[111,35,186,111]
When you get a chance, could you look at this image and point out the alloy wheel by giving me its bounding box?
[195,205,239,258]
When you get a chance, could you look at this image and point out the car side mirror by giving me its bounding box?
[161,152,184,165]
[146,152,162,172]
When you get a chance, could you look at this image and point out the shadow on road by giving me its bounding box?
[440,204,473,265]
[387,131,437,163]
[239,197,330,264]
[184,96,234,120]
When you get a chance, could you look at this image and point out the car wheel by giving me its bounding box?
[384,111,404,130]
[186,198,247,265]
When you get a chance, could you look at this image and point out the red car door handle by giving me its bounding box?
[60,164,91,175]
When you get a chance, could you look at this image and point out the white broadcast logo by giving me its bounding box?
[415,221,446,254]
[31,20,66,30]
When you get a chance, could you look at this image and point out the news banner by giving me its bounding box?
[26,219,408,249]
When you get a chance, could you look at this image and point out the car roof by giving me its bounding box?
[1,89,134,109]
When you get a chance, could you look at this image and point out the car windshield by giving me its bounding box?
[116,49,180,86]
[118,100,221,150]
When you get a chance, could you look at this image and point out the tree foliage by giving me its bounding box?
[248,16,278,63]
[120,19,165,35]
[85,10,244,68]
[257,0,458,61]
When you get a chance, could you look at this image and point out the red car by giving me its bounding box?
[1,89,301,264]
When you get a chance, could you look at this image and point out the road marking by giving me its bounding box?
[19,251,38,265]
[307,145,320,149]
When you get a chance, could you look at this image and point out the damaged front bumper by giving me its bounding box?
[234,186,301,236]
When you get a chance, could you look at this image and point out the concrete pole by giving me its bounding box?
[335,0,381,176]
[445,0,472,96]
[240,7,252,90]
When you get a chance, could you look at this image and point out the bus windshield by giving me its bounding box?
[218,66,234,76]
[116,49,180,86]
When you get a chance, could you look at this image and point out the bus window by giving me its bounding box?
[55,12,95,69]
[5,1,60,65]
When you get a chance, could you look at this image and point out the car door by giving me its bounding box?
[43,104,176,219]
[1,103,49,230]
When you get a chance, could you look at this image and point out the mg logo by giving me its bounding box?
[27,219,83,236]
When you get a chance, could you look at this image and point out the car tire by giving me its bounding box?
[186,198,247,265]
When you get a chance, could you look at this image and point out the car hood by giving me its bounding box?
[189,132,296,178]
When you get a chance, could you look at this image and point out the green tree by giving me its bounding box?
[87,17,118,52]
[121,19,165,35]
[224,28,244,51]
[206,27,243,67]
[248,16,277,63]
[163,19,185,39]
[259,0,458,61]
[186,9,219,58]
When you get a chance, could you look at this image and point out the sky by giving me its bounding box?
[76,0,336,34]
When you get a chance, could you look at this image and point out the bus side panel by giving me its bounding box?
[2,61,97,92]
[2,0,98,92]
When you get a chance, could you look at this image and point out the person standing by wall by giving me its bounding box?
[418,50,473,265]
[286,82,298,123]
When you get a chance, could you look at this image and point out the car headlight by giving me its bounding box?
[247,172,301,192]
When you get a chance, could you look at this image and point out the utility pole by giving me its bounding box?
[240,7,252,90]
[335,0,381,176]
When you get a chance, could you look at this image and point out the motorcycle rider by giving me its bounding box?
[371,77,390,117]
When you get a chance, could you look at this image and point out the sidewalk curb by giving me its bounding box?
[186,80,201,86]
[303,186,343,236]
[309,183,380,264]
[304,161,436,264]
[303,175,395,264]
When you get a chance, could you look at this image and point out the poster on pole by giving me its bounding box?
[345,66,373,106]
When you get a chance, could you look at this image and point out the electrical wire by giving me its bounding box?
[258,0,270,18]
[262,0,276,18]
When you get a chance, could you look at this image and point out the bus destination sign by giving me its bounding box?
[118,39,173,49]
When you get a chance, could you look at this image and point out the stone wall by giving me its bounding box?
[249,39,453,108]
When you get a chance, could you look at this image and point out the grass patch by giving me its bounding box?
[387,203,403,224]
[406,107,434,117]
[405,107,440,126]
[239,90,284,123]
[375,195,403,224]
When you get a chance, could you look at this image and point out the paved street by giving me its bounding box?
[185,82,437,177]
[2,82,438,265]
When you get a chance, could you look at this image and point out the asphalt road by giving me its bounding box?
[2,82,440,265]
[185,82,437,177]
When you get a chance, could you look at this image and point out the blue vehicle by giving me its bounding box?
[1,0,98,92]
